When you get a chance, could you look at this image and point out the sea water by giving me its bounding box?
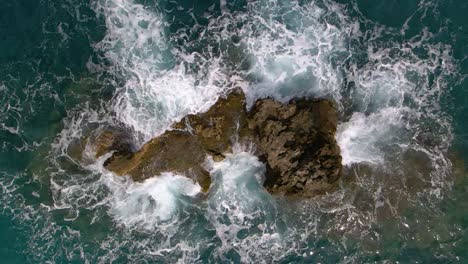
[0,0,467,262]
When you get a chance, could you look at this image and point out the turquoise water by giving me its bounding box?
[0,0,467,262]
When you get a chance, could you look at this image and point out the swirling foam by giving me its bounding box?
[103,171,201,227]
[93,0,228,144]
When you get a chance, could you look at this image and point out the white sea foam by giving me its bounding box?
[93,0,227,144]
[238,0,352,105]
[52,147,202,229]
[205,147,285,262]
[337,107,411,165]
[104,172,201,227]
[207,149,273,224]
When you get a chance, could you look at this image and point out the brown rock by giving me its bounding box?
[105,130,211,192]
[248,98,341,196]
[173,89,251,156]
[103,89,342,197]
[93,129,133,159]
[104,90,249,192]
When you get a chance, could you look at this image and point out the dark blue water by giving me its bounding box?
[0,0,467,262]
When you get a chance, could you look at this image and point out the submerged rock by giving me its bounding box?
[101,89,342,197]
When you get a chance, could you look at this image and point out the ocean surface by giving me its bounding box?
[0,0,467,263]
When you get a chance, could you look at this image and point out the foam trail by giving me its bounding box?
[208,151,273,219]
[340,45,452,171]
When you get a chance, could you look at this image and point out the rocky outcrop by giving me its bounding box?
[102,90,249,192]
[248,98,341,196]
[104,130,211,191]
[99,89,342,197]
[172,90,252,161]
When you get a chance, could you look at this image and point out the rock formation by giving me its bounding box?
[248,98,341,195]
[103,90,249,192]
[98,89,342,197]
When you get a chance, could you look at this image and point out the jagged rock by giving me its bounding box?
[103,91,249,192]
[172,89,251,157]
[248,98,341,196]
[101,89,342,197]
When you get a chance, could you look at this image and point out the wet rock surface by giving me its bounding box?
[102,90,248,192]
[104,130,211,191]
[248,98,342,196]
[94,129,133,159]
[100,89,342,196]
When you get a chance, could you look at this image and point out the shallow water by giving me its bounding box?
[0,0,467,262]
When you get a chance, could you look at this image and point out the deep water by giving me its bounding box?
[0,0,467,263]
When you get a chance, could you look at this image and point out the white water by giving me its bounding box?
[238,0,352,105]
[337,107,410,165]
[93,0,228,144]
[105,172,201,227]
[4,0,456,262]
[206,148,284,262]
